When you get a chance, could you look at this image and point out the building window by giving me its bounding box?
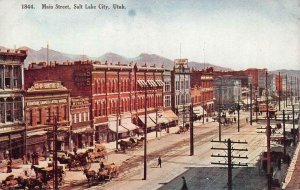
[6,100,13,122]
[176,81,179,90]
[14,98,23,121]
[81,112,84,122]
[175,95,179,106]
[46,108,51,123]
[4,66,11,89]
[0,99,4,123]
[164,95,171,107]
[165,81,171,92]
[186,81,189,89]
[13,67,21,88]
[76,113,80,123]
[36,108,42,124]
[0,66,3,89]
[72,114,76,124]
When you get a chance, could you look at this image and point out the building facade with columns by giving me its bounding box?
[0,48,27,160]
[25,81,71,154]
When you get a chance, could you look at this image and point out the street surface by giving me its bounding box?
[61,111,271,190]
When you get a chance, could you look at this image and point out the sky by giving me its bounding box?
[0,0,299,70]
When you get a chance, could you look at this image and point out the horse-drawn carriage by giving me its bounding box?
[83,163,119,185]
[118,137,144,152]
[1,173,46,189]
[87,144,108,162]
[31,165,65,188]
[56,151,91,171]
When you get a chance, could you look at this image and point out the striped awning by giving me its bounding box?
[137,80,148,88]
[155,80,164,86]
[147,80,157,87]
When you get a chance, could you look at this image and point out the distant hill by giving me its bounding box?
[269,69,300,79]
[1,45,232,71]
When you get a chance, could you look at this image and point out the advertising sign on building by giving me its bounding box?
[175,59,188,66]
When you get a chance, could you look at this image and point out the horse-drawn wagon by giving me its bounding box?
[87,144,108,162]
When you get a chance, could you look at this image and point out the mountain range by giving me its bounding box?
[0,46,231,71]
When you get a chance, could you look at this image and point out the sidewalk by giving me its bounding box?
[282,142,300,189]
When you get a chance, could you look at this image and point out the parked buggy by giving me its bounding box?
[87,144,108,162]
[83,163,119,185]
[31,164,65,188]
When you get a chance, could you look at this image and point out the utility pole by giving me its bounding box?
[218,79,222,141]
[211,139,248,190]
[285,74,288,107]
[155,91,158,138]
[143,71,148,180]
[279,72,281,111]
[266,71,272,190]
[292,105,295,145]
[290,76,293,105]
[190,102,194,156]
[53,115,58,190]
[202,95,205,124]
[250,83,252,125]
[256,95,258,122]
[283,109,286,156]
[238,95,240,132]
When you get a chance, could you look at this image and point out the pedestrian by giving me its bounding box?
[7,159,12,173]
[277,158,281,170]
[99,161,105,171]
[27,152,31,164]
[181,176,188,190]
[73,146,77,155]
[157,156,162,168]
[43,145,47,160]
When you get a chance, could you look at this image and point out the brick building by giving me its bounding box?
[25,81,71,154]
[190,67,214,116]
[70,97,91,148]
[25,61,174,145]
[0,48,27,160]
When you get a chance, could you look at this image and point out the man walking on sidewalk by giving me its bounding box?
[157,156,162,168]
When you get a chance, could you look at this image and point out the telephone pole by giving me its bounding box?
[218,83,222,141]
[266,71,271,190]
[53,115,58,190]
[143,71,148,180]
[278,72,281,111]
[116,70,120,150]
[190,102,194,156]
[285,74,288,107]
[237,95,240,132]
[283,109,286,156]
[292,105,296,145]
[256,95,258,122]
[250,83,253,125]
[211,139,248,190]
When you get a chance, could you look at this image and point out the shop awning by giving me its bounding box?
[137,80,148,88]
[121,118,139,131]
[164,110,178,122]
[27,130,48,137]
[147,80,157,87]
[72,126,93,134]
[155,80,164,86]
[193,106,207,116]
[138,115,156,128]
[148,112,169,124]
[108,120,128,133]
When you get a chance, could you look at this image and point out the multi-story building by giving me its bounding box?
[70,97,91,148]
[190,67,214,116]
[25,61,175,144]
[0,48,27,160]
[245,68,267,96]
[214,76,242,110]
[25,81,71,154]
[171,59,191,128]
